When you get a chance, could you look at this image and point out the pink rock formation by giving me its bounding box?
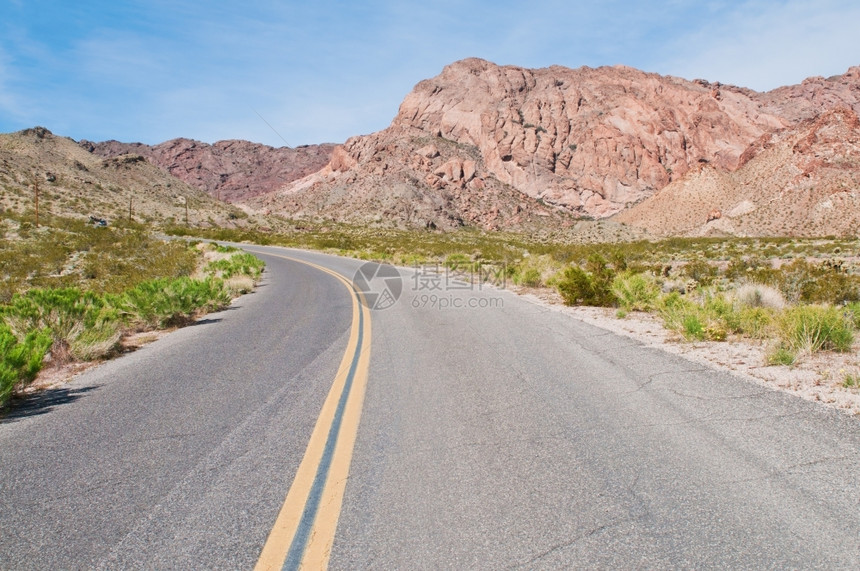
[80,138,335,202]
[269,59,859,227]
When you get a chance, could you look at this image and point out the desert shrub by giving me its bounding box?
[733,283,785,309]
[121,277,230,329]
[444,253,472,270]
[0,324,53,406]
[224,275,256,295]
[725,256,775,283]
[768,346,797,366]
[205,252,265,280]
[612,272,660,312]
[770,305,854,364]
[511,254,563,287]
[1,288,121,361]
[768,259,860,304]
[682,313,706,340]
[844,302,860,329]
[556,256,616,307]
[683,258,718,286]
[213,243,239,253]
[659,291,729,342]
[736,306,775,339]
[557,266,596,306]
[517,268,543,287]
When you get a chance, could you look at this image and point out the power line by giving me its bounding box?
[252,108,291,147]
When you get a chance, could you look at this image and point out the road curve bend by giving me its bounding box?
[1,246,859,569]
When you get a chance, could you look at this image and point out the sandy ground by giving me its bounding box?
[514,286,860,417]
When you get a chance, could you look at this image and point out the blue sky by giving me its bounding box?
[1,0,858,147]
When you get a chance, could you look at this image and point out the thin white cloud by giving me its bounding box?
[659,0,860,90]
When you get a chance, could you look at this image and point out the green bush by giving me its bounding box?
[683,258,718,286]
[682,313,706,340]
[121,277,230,329]
[0,324,53,407]
[556,254,617,307]
[510,254,563,288]
[1,288,121,361]
[205,252,264,280]
[612,272,660,312]
[659,291,728,342]
[736,306,775,339]
[771,305,854,363]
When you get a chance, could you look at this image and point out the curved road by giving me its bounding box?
[1,246,859,569]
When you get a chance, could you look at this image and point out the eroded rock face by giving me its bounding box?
[289,58,860,229]
[270,58,858,227]
[755,66,860,123]
[387,58,796,218]
[80,138,335,202]
[616,107,860,237]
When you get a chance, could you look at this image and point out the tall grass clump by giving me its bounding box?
[511,254,563,288]
[1,288,122,362]
[612,272,660,312]
[1,324,53,407]
[658,291,731,341]
[121,277,231,329]
[205,252,264,281]
[768,305,854,365]
[733,283,785,309]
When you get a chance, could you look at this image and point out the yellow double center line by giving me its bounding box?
[251,251,372,571]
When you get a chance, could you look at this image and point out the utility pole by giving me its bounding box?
[185,195,189,226]
[129,196,133,222]
[34,180,39,228]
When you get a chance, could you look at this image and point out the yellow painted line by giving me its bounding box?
[249,250,372,571]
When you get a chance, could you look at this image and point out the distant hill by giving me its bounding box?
[0,127,254,227]
[79,138,335,203]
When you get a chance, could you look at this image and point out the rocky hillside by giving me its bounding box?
[260,58,860,233]
[615,107,860,237]
[0,127,259,227]
[80,138,335,203]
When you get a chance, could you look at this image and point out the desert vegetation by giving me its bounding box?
[167,222,860,379]
[0,211,264,408]
[549,246,860,370]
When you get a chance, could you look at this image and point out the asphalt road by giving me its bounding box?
[2,246,860,569]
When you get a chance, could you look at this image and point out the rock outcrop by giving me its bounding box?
[755,66,860,123]
[615,107,860,236]
[80,138,335,203]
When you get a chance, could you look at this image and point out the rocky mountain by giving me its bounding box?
[0,127,261,227]
[259,58,860,234]
[80,138,335,203]
[615,107,860,237]
[756,67,860,123]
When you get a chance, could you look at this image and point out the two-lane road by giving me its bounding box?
[2,246,859,568]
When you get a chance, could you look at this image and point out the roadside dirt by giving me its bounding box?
[514,286,860,416]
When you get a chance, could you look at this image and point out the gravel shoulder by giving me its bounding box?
[514,286,860,416]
